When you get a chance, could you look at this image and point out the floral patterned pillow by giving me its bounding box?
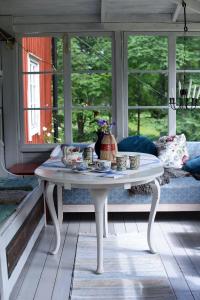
[156,134,189,168]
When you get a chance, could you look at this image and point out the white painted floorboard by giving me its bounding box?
[10,213,200,300]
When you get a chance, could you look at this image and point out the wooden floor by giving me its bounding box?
[10,213,200,300]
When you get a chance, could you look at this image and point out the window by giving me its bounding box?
[127,35,168,140]
[176,36,200,141]
[21,35,113,145]
[27,55,40,140]
[22,37,64,144]
[70,35,113,143]
[20,33,200,148]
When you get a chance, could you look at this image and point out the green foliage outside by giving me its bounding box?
[47,35,200,144]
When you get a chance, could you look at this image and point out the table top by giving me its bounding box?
[35,152,164,189]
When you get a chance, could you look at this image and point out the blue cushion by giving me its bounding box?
[0,177,38,191]
[0,204,17,225]
[118,136,158,156]
[182,156,200,174]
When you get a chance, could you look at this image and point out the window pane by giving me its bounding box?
[72,110,112,143]
[23,73,64,108]
[24,109,64,144]
[22,37,63,72]
[176,37,200,70]
[128,74,168,106]
[128,109,168,140]
[176,110,200,141]
[71,36,112,71]
[128,36,168,70]
[71,73,112,107]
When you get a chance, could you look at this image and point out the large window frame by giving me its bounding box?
[19,32,115,150]
[124,32,169,139]
[18,31,200,151]
[65,32,115,144]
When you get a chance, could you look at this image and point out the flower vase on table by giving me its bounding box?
[94,131,104,159]
[94,119,117,161]
[100,132,118,162]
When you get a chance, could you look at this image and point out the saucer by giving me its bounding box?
[72,167,92,173]
[93,169,112,173]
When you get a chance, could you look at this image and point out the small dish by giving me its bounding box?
[72,167,92,173]
[93,169,112,173]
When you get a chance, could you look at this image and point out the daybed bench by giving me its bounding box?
[58,141,200,219]
[0,143,44,300]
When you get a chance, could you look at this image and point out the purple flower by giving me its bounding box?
[97,119,107,126]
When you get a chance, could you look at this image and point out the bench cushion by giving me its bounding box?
[63,176,200,205]
[0,177,38,191]
[0,190,29,204]
[0,204,17,225]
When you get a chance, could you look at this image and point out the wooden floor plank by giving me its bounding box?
[10,231,44,300]
[79,213,91,234]
[161,220,200,293]
[33,223,69,300]
[113,213,126,234]
[108,212,116,235]
[11,214,200,300]
[51,219,80,300]
[124,213,139,233]
[155,222,192,295]
[14,226,54,300]
[192,291,200,300]
[172,220,200,275]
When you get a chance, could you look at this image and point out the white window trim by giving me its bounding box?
[27,54,41,141]
[64,32,115,144]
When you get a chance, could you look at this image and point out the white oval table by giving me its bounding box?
[35,152,164,274]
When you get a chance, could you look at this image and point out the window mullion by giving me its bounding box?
[63,34,72,143]
[123,32,129,138]
[168,33,176,136]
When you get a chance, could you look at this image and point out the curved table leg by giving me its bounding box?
[90,189,108,274]
[147,179,160,254]
[103,197,108,238]
[46,181,61,255]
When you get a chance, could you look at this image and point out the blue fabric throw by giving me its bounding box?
[183,156,200,174]
[118,136,158,156]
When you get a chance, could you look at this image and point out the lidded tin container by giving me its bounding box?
[83,147,93,163]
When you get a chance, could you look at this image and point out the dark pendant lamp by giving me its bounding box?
[169,0,200,110]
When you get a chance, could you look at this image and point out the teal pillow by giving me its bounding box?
[0,177,38,191]
[118,136,158,156]
[0,204,17,225]
[182,156,200,174]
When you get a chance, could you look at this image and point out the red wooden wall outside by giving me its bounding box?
[22,37,52,144]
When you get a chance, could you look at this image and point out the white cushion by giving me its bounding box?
[156,134,189,168]
[50,145,62,159]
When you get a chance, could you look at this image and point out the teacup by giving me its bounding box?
[129,155,140,170]
[116,155,127,171]
[74,161,88,171]
[95,160,111,171]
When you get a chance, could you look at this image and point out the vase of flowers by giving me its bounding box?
[94,119,117,160]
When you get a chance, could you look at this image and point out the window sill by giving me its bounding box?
[20,144,57,153]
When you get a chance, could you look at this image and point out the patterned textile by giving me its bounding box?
[156,134,189,168]
[63,176,200,205]
[0,204,17,225]
[0,190,29,204]
[0,177,38,191]
[70,234,174,300]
